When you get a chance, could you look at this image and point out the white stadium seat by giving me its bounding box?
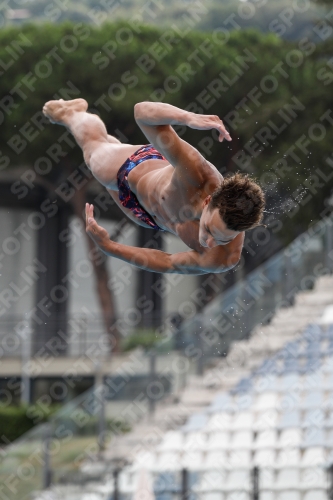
[254,430,277,449]
[198,493,225,500]
[232,412,254,430]
[225,492,251,500]
[184,431,207,451]
[206,412,232,431]
[195,470,227,492]
[276,492,301,500]
[300,466,328,489]
[303,491,327,500]
[255,392,279,411]
[227,450,252,468]
[255,410,279,431]
[260,493,275,500]
[181,450,204,470]
[204,451,228,470]
[301,447,326,466]
[253,450,276,467]
[230,431,253,450]
[155,451,181,471]
[259,467,275,489]
[158,431,183,451]
[225,470,251,492]
[278,428,302,448]
[207,431,230,451]
[276,449,301,468]
[275,468,300,489]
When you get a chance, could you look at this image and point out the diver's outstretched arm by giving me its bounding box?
[85,204,241,275]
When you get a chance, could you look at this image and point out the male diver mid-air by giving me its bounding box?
[43,99,265,275]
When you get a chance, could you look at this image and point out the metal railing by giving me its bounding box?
[179,212,333,365]
[0,349,195,499]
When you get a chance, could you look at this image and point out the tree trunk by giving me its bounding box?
[71,185,120,353]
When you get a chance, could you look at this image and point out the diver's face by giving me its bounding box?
[199,198,240,249]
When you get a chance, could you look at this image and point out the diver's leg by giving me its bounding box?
[43,98,142,189]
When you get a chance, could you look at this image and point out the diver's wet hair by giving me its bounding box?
[209,172,265,231]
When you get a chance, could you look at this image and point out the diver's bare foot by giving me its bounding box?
[42,98,88,125]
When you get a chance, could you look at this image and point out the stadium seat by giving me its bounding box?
[301,447,326,466]
[232,377,253,394]
[227,450,252,468]
[234,393,254,412]
[199,494,224,500]
[255,410,279,431]
[224,492,251,500]
[253,450,276,467]
[207,431,230,451]
[230,431,253,450]
[132,451,156,469]
[184,431,207,451]
[275,492,301,500]
[195,470,227,492]
[260,493,275,500]
[256,358,278,376]
[208,394,232,413]
[204,451,227,470]
[154,471,179,495]
[182,451,204,471]
[182,413,209,432]
[255,393,279,411]
[232,411,254,430]
[275,468,300,489]
[323,373,333,389]
[254,374,278,393]
[278,428,302,448]
[300,466,328,489]
[206,412,232,431]
[254,430,277,450]
[225,469,251,491]
[118,469,135,494]
[301,391,324,409]
[276,449,301,468]
[155,452,181,471]
[325,411,333,427]
[303,491,327,500]
[302,409,325,428]
[279,374,299,391]
[303,371,324,390]
[278,411,301,429]
[259,467,275,489]
[158,431,183,451]
[302,428,326,448]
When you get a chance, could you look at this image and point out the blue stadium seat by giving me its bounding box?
[302,428,326,448]
[208,394,232,414]
[302,409,325,429]
[182,413,209,432]
[278,411,301,429]
[301,391,324,410]
[231,377,253,394]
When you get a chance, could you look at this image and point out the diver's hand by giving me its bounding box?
[85,203,110,250]
[186,113,231,142]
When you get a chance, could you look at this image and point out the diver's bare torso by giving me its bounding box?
[108,154,223,252]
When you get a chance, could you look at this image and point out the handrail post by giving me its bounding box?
[196,315,204,376]
[181,468,188,500]
[252,466,259,500]
[98,384,106,455]
[21,321,31,405]
[328,464,333,500]
[42,423,52,489]
[113,468,119,500]
[148,351,156,416]
[325,219,333,274]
